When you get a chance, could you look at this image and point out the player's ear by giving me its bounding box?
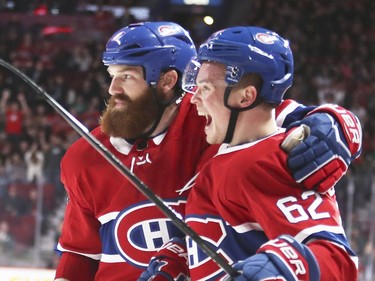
[159,69,178,93]
[239,85,257,108]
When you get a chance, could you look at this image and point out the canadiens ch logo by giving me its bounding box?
[158,25,178,36]
[113,200,186,268]
[255,32,278,44]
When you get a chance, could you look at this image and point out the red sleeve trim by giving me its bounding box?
[55,252,99,281]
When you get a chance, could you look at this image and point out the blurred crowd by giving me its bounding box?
[0,0,373,278]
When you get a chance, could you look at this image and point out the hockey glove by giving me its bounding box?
[138,237,189,281]
[233,235,320,281]
[285,104,362,192]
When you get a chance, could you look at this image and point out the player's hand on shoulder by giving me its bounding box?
[138,237,189,281]
[233,235,320,281]
[283,105,362,193]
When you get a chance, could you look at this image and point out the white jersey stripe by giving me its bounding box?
[100,253,126,263]
[56,243,102,260]
[98,211,120,224]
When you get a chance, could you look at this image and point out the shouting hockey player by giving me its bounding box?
[140,26,361,281]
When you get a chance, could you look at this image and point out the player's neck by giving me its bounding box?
[229,107,277,146]
[149,102,179,137]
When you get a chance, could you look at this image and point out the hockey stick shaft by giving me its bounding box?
[0,59,238,278]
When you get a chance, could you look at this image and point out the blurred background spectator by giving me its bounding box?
[0,0,373,279]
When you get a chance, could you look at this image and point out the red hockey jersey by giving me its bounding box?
[56,94,210,280]
[185,130,358,281]
[55,96,334,280]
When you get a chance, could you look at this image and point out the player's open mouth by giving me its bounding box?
[205,114,212,127]
[197,110,212,129]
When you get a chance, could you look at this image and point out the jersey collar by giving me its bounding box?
[109,132,167,155]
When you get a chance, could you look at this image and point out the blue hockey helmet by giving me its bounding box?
[102,22,197,87]
[184,26,293,105]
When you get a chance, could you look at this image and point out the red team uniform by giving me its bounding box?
[56,22,361,281]
[55,95,350,280]
[56,95,208,280]
[185,131,358,280]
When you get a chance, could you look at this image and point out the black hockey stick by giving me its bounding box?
[0,59,238,279]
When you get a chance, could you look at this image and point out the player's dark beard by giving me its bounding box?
[100,89,161,139]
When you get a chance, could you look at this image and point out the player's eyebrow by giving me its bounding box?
[196,78,209,84]
[107,66,141,76]
[197,78,227,87]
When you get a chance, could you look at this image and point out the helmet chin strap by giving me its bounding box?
[224,110,239,144]
[223,86,238,144]
[223,86,263,144]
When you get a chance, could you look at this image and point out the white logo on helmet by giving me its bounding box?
[112,30,125,45]
[158,25,178,36]
[255,33,278,44]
